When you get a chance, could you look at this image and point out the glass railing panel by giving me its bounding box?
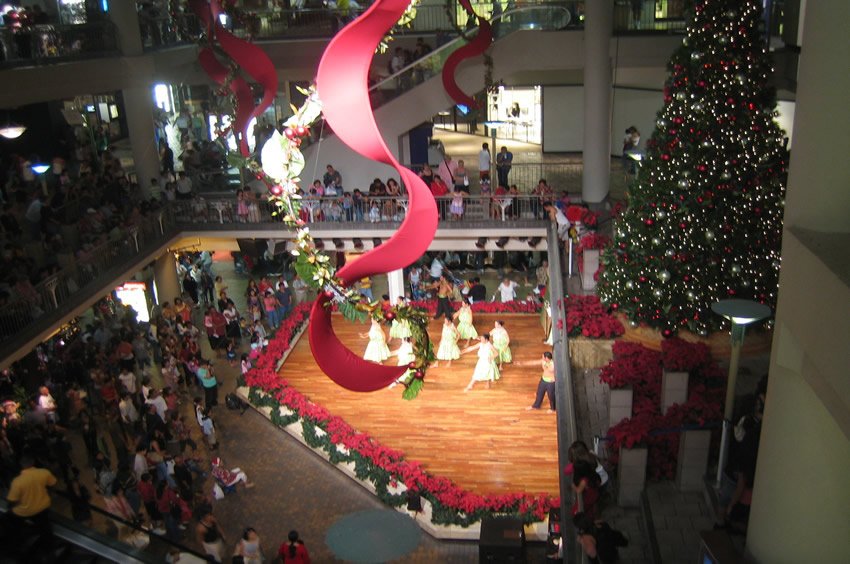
[0,21,119,67]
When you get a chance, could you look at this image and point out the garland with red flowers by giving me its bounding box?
[599,338,724,480]
[243,301,558,526]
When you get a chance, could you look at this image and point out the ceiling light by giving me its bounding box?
[0,124,26,139]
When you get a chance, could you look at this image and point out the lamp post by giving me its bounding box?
[711,299,772,488]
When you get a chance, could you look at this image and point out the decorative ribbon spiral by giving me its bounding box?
[189,0,278,157]
[441,0,493,108]
[312,0,439,392]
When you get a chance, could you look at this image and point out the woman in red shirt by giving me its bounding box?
[279,530,311,563]
[430,175,449,220]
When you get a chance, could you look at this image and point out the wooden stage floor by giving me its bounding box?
[278,313,560,496]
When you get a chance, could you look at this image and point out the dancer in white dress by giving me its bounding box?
[433,318,460,367]
[453,299,478,347]
[387,298,412,344]
[388,337,416,387]
[460,334,501,391]
[490,320,512,368]
[361,318,390,363]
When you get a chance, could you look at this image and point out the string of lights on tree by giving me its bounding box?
[598,0,788,336]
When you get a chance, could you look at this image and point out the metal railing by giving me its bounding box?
[0,210,176,341]
[141,2,581,50]
[0,21,119,66]
[169,193,552,225]
[369,4,574,107]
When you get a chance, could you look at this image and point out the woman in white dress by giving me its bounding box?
[433,318,460,367]
[461,334,501,391]
[361,318,390,363]
[453,298,478,347]
[490,320,512,368]
[388,337,416,387]
[387,299,412,344]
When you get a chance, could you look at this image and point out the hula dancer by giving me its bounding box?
[433,318,460,367]
[453,298,478,347]
[523,351,556,412]
[461,334,501,391]
[388,337,416,387]
[387,299,412,344]
[360,318,390,363]
[490,320,512,368]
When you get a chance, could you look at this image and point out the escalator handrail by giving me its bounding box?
[369,4,573,95]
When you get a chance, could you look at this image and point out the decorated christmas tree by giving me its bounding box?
[598,0,788,336]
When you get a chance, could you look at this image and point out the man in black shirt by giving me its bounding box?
[468,277,487,303]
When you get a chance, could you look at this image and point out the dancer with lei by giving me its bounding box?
[433,317,460,368]
[361,318,390,363]
[387,298,412,344]
[461,334,501,391]
[453,298,478,347]
[490,320,512,368]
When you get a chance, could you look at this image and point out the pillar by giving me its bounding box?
[581,0,614,203]
[153,253,181,305]
[108,0,144,57]
[387,269,406,303]
[123,86,161,198]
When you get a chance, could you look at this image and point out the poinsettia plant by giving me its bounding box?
[563,295,625,339]
[600,338,724,479]
[243,301,559,526]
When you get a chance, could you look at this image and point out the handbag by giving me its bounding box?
[463,175,469,186]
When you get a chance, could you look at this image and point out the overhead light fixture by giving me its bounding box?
[475,237,487,249]
[314,238,324,250]
[527,237,542,248]
[353,238,364,250]
[0,124,26,139]
[31,163,50,174]
[372,238,382,248]
[495,237,509,248]
[333,238,344,249]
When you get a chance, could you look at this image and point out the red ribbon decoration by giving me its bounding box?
[312,0,439,392]
[189,0,278,156]
[440,0,493,108]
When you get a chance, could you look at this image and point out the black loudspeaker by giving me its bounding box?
[479,516,525,563]
[406,491,422,512]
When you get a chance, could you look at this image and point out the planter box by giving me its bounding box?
[617,446,647,507]
[676,430,711,492]
[581,249,600,291]
[608,386,634,428]
[661,370,689,413]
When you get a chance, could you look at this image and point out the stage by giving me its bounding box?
[278,313,560,496]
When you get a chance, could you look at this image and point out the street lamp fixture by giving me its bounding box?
[711,298,772,488]
[0,124,26,139]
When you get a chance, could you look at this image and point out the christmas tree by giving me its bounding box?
[598,0,788,336]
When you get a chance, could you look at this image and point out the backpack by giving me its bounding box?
[225,393,247,413]
[594,522,628,562]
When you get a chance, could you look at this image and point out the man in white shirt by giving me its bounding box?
[478,142,491,186]
[119,369,137,395]
[176,172,193,199]
[429,256,444,282]
[497,278,519,302]
[145,388,168,421]
[543,202,571,241]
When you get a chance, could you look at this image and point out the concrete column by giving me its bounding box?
[617,446,647,507]
[661,370,689,413]
[122,86,160,198]
[387,269,406,303]
[153,253,181,305]
[608,386,633,428]
[675,430,710,491]
[581,0,614,204]
[108,0,144,57]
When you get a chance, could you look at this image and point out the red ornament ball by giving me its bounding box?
[384,311,396,321]
[408,361,417,370]
[662,329,673,338]
[639,276,648,283]
[284,128,296,139]
[611,303,619,310]
[645,218,655,226]
[661,154,670,161]
[269,185,283,196]
[414,369,425,380]
[679,222,688,230]
[295,125,307,137]
[322,290,335,300]
[728,289,737,296]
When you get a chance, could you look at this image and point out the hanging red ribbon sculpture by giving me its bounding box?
[441,0,493,108]
[189,0,278,156]
[312,0,439,392]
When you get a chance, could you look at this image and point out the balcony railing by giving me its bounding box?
[0,195,549,354]
[0,21,119,67]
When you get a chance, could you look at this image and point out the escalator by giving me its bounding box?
[303,4,574,189]
[1,496,207,564]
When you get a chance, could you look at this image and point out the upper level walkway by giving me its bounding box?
[0,195,550,369]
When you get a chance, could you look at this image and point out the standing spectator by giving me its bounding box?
[197,360,218,409]
[279,530,311,563]
[453,159,470,194]
[197,511,226,563]
[478,142,491,189]
[496,146,513,188]
[323,164,342,189]
[292,274,308,304]
[496,278,519,302]
[235,527,265,564]
[6,454,57,539]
